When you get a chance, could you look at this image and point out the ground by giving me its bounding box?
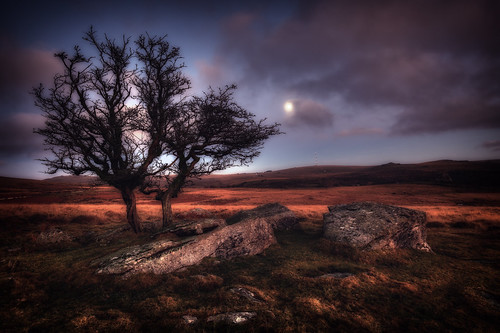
[0,180,499,332]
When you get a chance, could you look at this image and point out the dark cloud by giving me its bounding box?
[284,99,333,128]
[0,40,60,161]
[481,140,500,152]
[392,100,500,135]
[337,127,385,137]
[0,39,61,116]
[216,0,500,134]
[0,113,44,158]
[195,56,229,88]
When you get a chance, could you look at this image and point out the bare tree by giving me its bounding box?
[141,85,281,227]
[33,28,189,233]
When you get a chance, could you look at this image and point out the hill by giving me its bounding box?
[43,175,101,185]
[0,176,92,201]
[190,160,500,189]
[3,159,498,191]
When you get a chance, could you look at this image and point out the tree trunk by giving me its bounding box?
[158,157,199,229]
[120,187,142,233]
[161,193,174,228]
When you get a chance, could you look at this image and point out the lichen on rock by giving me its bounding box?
[226,202,299,231]
[323,202,432,252]
[207,312,257,325]
[94,218,276,277]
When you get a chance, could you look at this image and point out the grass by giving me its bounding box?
[0,184,499,331]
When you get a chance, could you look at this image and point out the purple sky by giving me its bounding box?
[0,0,499,179]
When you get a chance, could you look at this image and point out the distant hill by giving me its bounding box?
[189,159,500,189]
[0,175,94,201]
[3,159,497,190]
[43,175,101,185]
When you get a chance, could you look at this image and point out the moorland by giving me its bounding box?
[0,160,499,332]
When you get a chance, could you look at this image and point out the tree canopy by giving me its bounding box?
[142,85,281,227]
[34,29,280,232]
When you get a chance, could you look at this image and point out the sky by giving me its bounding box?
[0,0,499,179]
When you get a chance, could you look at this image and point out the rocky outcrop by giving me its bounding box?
[182,315,198,325]
[226,203,299,231]
[163,218,226,237]
[230,287,263,304]
[95,218,276,276]
[323,202,432,252]
[317,272,354,279]
[206,312,256,325]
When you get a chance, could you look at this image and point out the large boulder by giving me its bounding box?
[323,202,432,252]
[226,203,299,231]
[95,218,276,277]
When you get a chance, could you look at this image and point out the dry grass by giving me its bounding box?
[0,183,499,331]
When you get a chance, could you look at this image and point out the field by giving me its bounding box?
[1,162,499,332]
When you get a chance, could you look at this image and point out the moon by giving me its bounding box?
[284,101,294,113]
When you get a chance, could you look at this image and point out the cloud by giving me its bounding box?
[284,99,333,128]
[215,0,500,134]
[481,140,500,152]
[337,127,385,137]
[195,56,230,88]
[0,38,61,116]
[0,40,61,162]
[0,113,45,158]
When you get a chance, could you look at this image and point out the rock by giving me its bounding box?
[317,272,354,279]
[95,225,131,246]
[182,315,198,325]
[207,312,256,325]
[93,239,191,274]
[230,287,263,303]
[36,228,73,244]
[212,219,276,260]
[323,202,432,252]
[7,247,21,253]
[164,218,226,237]
[226,203,299,231]
[95,218,276,276]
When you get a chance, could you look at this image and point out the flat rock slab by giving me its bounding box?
[95,218,276,277]
[182,315,198,325]
[323,202,432,252]
[226,202,299,231]
[230,287,263,304]
[164,218,226,237]
[207,312,256,325]
[317,272,354,279]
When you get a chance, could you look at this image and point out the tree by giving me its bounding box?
[33,28,190,233]
[141,85,281,228]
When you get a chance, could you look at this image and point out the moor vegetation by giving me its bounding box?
[0,171,499,332]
